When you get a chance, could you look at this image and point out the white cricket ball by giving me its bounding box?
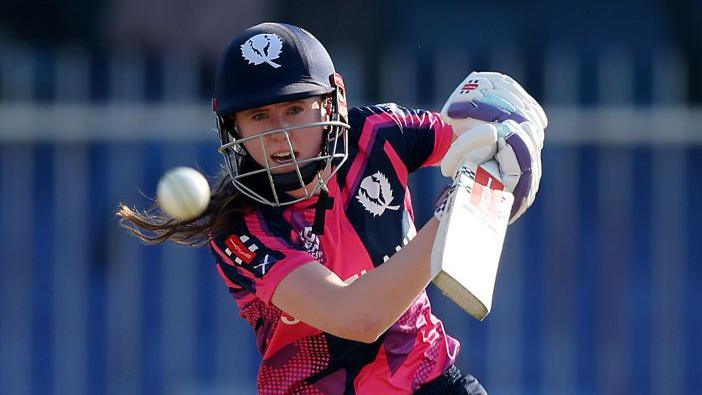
[157,167,211,221]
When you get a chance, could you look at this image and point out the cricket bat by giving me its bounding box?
[431,159,513,320]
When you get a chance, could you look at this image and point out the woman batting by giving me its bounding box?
[119,22,546,394]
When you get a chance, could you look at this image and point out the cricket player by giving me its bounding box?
[118,22,546,394]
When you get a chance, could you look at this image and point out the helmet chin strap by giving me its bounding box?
[261,159,333,236]
[271,134,338,192]
[233,135,338,234]
[271,161,320,192]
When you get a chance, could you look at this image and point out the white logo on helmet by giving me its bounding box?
[240,33,283,68]
[356,171,401,217]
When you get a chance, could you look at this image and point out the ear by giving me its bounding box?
[223,114,240,134]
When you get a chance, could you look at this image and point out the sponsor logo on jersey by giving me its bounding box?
[356,171,401,217]
[240,33,283,68]
[225,234,258,264]
[224,233,284,278]
[299,226,324,263]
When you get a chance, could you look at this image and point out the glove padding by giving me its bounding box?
[494,120,539,223]
[440,71,547,223]
[440,121,540,224]
[435,124,499,221]
[441,71,547,141]
[440,123,498,179]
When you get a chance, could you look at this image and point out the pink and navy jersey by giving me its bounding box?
[210,103,459,394]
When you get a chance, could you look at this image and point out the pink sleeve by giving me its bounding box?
[422,114,454,167]
[253,252,313,305]
[210,215,317,305]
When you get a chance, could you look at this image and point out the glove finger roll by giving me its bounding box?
[501,132,533,219]
[446,101,528,124]
[489,75,548,129]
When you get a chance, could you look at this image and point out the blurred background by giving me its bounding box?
[1,0,700,394]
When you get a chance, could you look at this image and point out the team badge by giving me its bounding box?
[356,171,401,217]
[240,33,283,68]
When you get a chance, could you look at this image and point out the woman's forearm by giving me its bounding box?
[340,218,439,341]
[271,218,440,343]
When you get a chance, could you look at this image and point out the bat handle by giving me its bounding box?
[475,160,501,182]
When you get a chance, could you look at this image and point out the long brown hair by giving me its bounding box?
[116,171,254,247]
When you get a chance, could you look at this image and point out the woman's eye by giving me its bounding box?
[288,106,304,115]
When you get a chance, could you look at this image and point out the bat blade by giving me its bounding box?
[431,159,513,320]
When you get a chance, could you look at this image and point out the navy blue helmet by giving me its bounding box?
[214,23,338,116]
[213,22,349,207]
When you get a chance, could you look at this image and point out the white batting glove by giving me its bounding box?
[440,123,498,178]
[440,71,547,223]
[440,71,547,138]
[438,121,537,224]
[494,120,540,223]
[435,124,498,221]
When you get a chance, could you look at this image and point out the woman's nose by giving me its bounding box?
[268,112,289,130]
[266,114,290,143]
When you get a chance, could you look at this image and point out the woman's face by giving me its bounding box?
[234,97,325,174]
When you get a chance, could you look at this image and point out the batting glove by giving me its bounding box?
[440,71,547,223]
[435,124,499,221]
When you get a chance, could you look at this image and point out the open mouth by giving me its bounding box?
[271,151,299,165]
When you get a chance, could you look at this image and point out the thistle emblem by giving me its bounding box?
[356,171,401,217]
[240,33,283,68]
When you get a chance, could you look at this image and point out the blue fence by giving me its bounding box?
[0,44,700,395]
